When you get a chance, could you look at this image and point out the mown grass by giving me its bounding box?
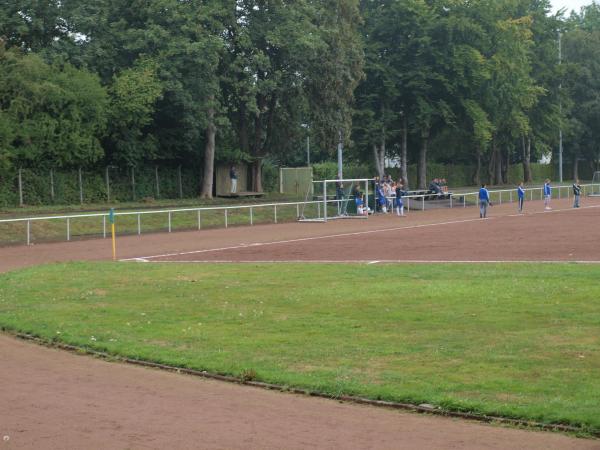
[1,262,599,432]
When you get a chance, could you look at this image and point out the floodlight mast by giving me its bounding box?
[559,30,563,183]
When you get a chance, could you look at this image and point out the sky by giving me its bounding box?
[551,0,595,14]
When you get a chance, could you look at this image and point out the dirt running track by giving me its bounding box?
[1,197,600,449]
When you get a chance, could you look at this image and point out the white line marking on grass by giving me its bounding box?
[120,203,600,262]
[368,261,380,265]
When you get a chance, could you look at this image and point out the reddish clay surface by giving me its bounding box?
[1,196,600,449]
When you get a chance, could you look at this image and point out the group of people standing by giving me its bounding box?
[374,177,408,216]
[478,179,583,218]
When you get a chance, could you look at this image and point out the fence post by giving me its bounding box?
[250,207,253,225]
[50,168,55,202]
[79,167,84,204]
[323,180,327,222]
[225,209,228,228]
[155,166,160,199]
[103,215,106,238]
[274,205,278,223]
[178,165,183,199]
[106,166,111,202]
[168,211,172,232]
[463,195,466,208]
[422,196,425,211]
[137,213,141,235]
[510,191,513,203]
[296,204,299,218]
[449,195,453,208]
[197,210,201,230]
[131,166,136,201]
[67,217,70,241]
[27,220,31,245]
[18,168,23,207]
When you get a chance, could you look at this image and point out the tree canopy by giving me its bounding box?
[1,0,599,195]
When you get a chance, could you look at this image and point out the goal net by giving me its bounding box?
[298,178,373,222]
[591,171,600,197]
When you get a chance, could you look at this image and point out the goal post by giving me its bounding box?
[591,171,600,196]
[298,178,373,222]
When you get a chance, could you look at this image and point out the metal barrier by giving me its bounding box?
[0,183,597,246]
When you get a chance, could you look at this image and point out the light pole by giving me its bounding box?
[337,129,343,179]
[558,30,563,183]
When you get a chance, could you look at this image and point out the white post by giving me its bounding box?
[67,218,70,241]
[197,210,201,230]
[274,205,278,223]
[323,180,327,222]
[103,215,106,238]
[422,196,425,211]
[225,209,228,228]
[168,211,172,232]
[463,195,466,208]
[250,207,253,225]
[449,195,453,208]
[27,220,31,245]
[296,204,299,218]
[510,191,513,203]
[137,213,141,235]
[499,191,502,204]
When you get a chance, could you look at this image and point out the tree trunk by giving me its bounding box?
[522,136,532,183]
[495,142,503,185]
[373,144,384,179]
[200,100,216,199]
[401,114,408,187]
[251,160,263,192]
[474,147,482,185]
[488,140,496,184]
[417,128,429,190]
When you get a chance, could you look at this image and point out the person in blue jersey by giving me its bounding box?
[573,179,582,208]
[517,182,525,213]
[479,183,491,218]
[395,181,407,216]
[543,179,552,210]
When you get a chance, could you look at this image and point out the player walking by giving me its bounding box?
[573,179,582,208]
[479,183,491,218]
[517,182,525,213]
[544,179,552,210]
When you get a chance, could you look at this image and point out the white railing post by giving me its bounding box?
[323,180,327,222]
[197,210,201,230]
[168,211,172,232]
[422,196,425,211]
[225,209,228,228]
[27,220,31,245]
[499,191,502,204]
[67,218,70,241]
[250,207,253,226]
[510,191,513,203]
[274,205,278,223]
[137,213,141,235]
[103,215,106,238]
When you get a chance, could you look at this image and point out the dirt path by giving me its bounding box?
[1,197,599,449]
[2,335,598,450]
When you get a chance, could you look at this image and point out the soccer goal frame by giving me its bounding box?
[298,178,373,222]
[591,171,600,197]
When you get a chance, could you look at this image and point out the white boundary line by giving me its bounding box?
[125,259,600,264]
[121,203,600,262]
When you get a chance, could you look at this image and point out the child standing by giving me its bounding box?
[517,182,525,213]
[479,183,491,218]
[573,179,582,208]
[544,179,552,210]
[395,182,406,216]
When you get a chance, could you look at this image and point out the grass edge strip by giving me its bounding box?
[4,330,599,439]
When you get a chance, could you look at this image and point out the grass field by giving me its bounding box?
[1,262,599,432]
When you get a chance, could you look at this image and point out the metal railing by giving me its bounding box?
[0,183,598,246]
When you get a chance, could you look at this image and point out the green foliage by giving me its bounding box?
[0,46,108,168]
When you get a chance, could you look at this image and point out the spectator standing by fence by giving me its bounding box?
[479,184,491,218]
[230,166,238,193]
[517,182,525,213]
[395,181,406,216]
[544,179,552,210]
[573,179,582,208]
